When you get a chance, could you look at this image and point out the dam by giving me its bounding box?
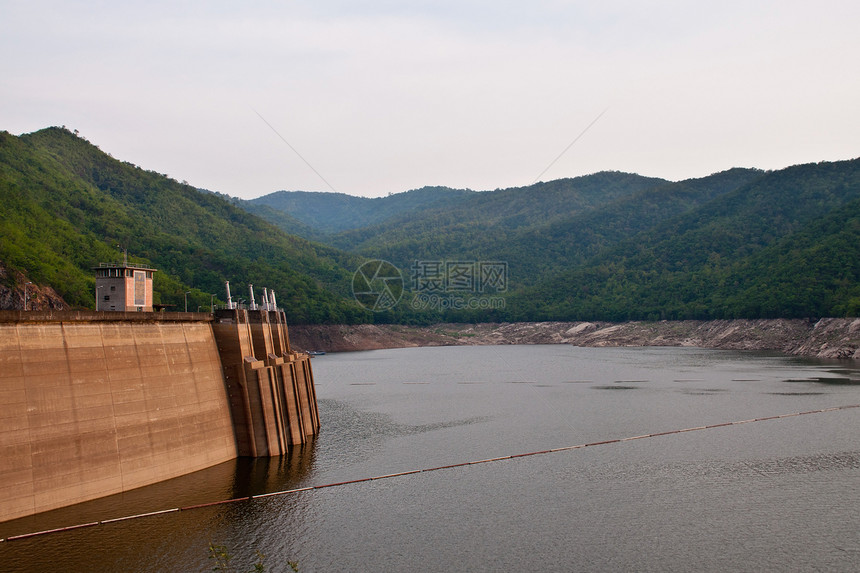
[0,308,318,523]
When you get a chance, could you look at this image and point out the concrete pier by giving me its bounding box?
[212,308,319,457]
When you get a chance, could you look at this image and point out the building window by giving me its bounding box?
[110,286,116,292]
[134,270,147,306]
[103,295,110,301]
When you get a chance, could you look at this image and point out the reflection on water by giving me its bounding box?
[0,441,318,542]
[813,377,860,385]
[2,345,860,572]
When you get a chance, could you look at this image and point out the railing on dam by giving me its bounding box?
[0,309,215,323]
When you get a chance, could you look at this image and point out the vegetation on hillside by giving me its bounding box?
[326,172,667,268]
[2,126,857,323]
[250,158,860,322]
[251,186,475,234]
[0,127,368,323]
[503,160,860,321]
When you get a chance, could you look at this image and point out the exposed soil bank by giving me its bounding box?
[289,318,860,360]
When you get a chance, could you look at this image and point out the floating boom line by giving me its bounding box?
[4,403,858,543]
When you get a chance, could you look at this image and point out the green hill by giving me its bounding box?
[327,172,668,270]
[203,188,324,241]
[270,169,760,291]
[506,159,860,321]
[3,126,856,324]
[251,186,475,234]
[479,168,762,283]
[0,127,369,323]
[234,156,860,322]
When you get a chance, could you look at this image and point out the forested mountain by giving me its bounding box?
[480,168,762,284]
[255,168,762,289]
[2,126,857,324]
[247,157,859,321]
[0,127,368,323]
[325,172,668,267]
[332,169,761,286]
[205,190,325,241]
[251,186,475,234]
[505,159,860,321]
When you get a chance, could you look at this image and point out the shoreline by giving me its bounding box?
[289,318,860,360]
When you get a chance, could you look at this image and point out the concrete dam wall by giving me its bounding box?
[0,309,318,523]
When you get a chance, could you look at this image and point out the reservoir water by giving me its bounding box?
[2,345,860,571]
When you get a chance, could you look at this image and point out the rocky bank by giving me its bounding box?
[0,262,67,311]
[289,318,860,360]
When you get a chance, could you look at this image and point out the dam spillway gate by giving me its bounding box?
[212,308,319,457]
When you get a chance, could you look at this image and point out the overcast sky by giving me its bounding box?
[2,1,858,199]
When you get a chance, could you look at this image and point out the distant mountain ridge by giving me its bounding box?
[251,186,475,233]
[249,168,766,289]
[244,157,860,320]
[1,126,857,323]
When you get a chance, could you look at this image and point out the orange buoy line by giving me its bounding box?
[3,403,859,543]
